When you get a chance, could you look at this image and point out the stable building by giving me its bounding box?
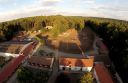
[59,57,94,72]
[27,56,54,71]
[94,62,114,83]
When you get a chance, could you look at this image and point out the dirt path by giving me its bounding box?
[41,45,83,58]
[48,50,59,83]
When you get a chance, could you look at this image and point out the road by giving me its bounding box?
[40,45,96,58]
[48,50,59,83]
[7,71,18,83]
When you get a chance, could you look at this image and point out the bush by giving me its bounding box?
[79,72,93,83]
[17,67,33,83]
[17,67,49,83]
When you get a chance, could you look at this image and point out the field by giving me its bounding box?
[41,28,95,54]
[0,43,24,54]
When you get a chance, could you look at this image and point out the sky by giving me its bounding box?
[0,0,128,22]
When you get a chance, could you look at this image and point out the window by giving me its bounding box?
[69,65,71,70]
[62,67,65,70]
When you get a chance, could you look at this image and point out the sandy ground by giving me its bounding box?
[42,28,95,54]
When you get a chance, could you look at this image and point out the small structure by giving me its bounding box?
[27,56,54,71]
[94,62,114,83]
[45,26,53,29]
[38,30,41,33]
[59,57,94,72]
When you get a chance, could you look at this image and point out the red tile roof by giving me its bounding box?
[59,57,94,67]
[28,56,53,66]
[0,43,34,82]
[96,37,108,51]
[94,63,114,83]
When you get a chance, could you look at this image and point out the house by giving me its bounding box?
[45,26,53,29]
[38,30,41,33]
[27,56,54,71]
[59,57,94,72]
[94,62,114,83]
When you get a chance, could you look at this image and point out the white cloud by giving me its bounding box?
[74,0,95,3]
[86,3,128,20]
[0,5,56,22]
[0,0,128,22]
[38,0,61,6]
[0,0,16,4]
[82,0,95,3]
[0,4,128,22]
[0,0,9,3]
[0,0,62,22]
[97,5,128,12]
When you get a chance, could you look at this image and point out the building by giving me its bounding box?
[94,62,114,83]
[27,56,54,71]
[59,57,94,72]
[0,43,34,82]
[45,26,53,29]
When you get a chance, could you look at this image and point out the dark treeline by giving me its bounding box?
[84,19,128,83]
[0,15,128,82]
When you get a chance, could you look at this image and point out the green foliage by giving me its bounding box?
[0,15,86,41]
[85,19,128,83]
[34,71,49,83]
[17,67,49,83]
[0,56,6,67]
[79,72,93,83]
[0,56,13,68]
[55,73,71,83]
[34,35,44,44]
[17,67,33,83]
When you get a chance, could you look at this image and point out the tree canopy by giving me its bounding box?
[79,72,93,83]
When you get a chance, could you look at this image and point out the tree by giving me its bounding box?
[35,71,49,83]
[80,72,93,83]
[17,67,33,83]
[55,73,71,83]
[35,35,45,44]
[0,31,5,41]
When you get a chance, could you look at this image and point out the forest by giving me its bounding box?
[0,15,128,82]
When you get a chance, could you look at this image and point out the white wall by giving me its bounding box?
[59,65,92,72]
[0,52,19,58]
[71,67,76,71]
[50,58,54,68]
[73,67,81,71]
[60,65,63,70]
[82,67,92,72]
